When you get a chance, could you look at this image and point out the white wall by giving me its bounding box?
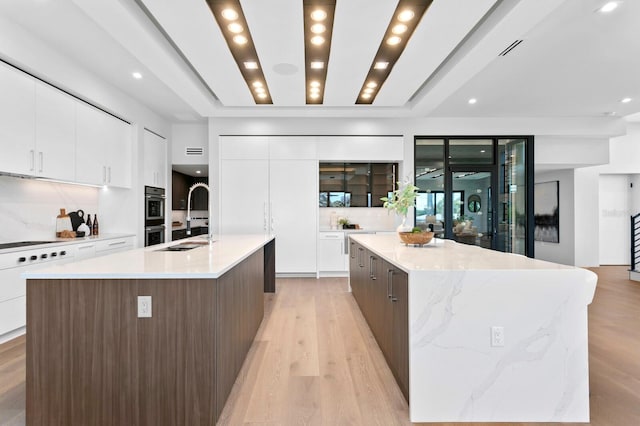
[171,123,208,164]
[534,170,575,266]
[599,174,631,265]
[0,176,98,241]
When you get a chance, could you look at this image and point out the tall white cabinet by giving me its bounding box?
[143,129,167,188]
[219,137,318,274]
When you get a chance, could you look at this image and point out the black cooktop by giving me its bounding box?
[0,241,57,250]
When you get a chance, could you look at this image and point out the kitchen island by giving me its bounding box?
[349,234,597,423]
[24,234,275,426]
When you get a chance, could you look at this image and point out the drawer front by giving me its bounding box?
[0,296,26,337]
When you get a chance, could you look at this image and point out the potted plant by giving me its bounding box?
[381,179,419,232]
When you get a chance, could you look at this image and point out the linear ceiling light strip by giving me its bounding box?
[303,0,336,104]
[207,0,272,104]
[356,0,432,105]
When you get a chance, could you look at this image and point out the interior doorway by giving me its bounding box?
[414,136,534,256]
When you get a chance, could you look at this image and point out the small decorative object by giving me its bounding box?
[337,217,350,229]
[381,178,419,233]
[398,227,434,246]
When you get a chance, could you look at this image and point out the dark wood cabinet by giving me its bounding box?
[349,239,409,401]
[172,170,189,210]
[172,171,208,211]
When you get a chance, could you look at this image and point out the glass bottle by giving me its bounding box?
[92,214,99,236]
[86,214,93,236]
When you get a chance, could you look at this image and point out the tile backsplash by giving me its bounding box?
[319,207,398,231]
[0,176,98,242]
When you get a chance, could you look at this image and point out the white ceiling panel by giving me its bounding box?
[375,0,498,106]
[242,0,305,106]
[324,0,396,105]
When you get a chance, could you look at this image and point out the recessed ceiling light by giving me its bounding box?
[310,80,321,88]
[310,86,321,94]
[374,61,389,70]
[221,8,239,20]
[233,35,248,45]
[310,61,324,69]
[366,81,377,88]
[255,87,266,94]
[364,88,374,94]
[621,97,632,103]
[244,61,258,69]
[257,93,267,99]
[310,92,320,99]
[228,22,243,33]
[480,150,486,153]
[252,81,263,88]
[599,1,619,13]
[392,24,408,35]
[387,36,402,45]
[195,170,201,174]
[132,72,142,79]
[397,9,415,22]
[311,35,325,45]
[468,98,477,104]
[361,93,372,99]
[310,9,327,21]
[311,23,326,34]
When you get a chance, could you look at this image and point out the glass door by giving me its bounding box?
[450,169,495,249]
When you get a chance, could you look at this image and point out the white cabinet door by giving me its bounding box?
[0,62,36,176]
[76,102,108,185]
[220,136,269,159]
[76,101,132,188]
[103,117,132,188]
[144,130,167,188]
[35,82,76,181]
[270,159,317,273]
[318,233,347,271]
[269,136,316,160]
[220,159,270,234]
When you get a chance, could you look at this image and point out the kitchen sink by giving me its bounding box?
[156,241,214,252]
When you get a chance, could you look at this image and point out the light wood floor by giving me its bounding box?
[1,266,639,425]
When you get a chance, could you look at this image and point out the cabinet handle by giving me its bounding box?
[369,256,377,280]
[387,269,394,299]
[38,152,44,172]
[350,242,356,259]
[29,150,35,171]
[103,166,107,183]
[263,202,267,231]
[357,247,364,267]
[108,166,112,183]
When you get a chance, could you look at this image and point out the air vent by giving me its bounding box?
[499,40,523,56]
[185,147,204,156]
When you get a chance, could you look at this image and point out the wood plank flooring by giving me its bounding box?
[1,266,639,425]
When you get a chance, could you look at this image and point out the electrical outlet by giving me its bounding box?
[137,296,152,318]
[491,326,505,347]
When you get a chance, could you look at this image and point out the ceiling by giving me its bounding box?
[0,0,638,121]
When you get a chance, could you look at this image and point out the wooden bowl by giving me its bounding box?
[398,231,434,246]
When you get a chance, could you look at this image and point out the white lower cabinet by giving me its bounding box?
[317,232,348,273]
[0,235,135,342]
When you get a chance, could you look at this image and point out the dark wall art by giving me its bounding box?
[534,181,559,243]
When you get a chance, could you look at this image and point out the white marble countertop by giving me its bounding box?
[0,233,135,255]
[24,234,274,280]
[349,233,598,423]
[350,233,580,273]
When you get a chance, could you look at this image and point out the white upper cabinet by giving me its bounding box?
[76,101,132,188]
[35,82,76,181]
[316,136,404,161]
[268,136,317,160]
[219,136,269,160]
[143,130,167,188]
[0,62,36,176]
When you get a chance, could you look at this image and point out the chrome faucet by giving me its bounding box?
[186,182,213,241]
